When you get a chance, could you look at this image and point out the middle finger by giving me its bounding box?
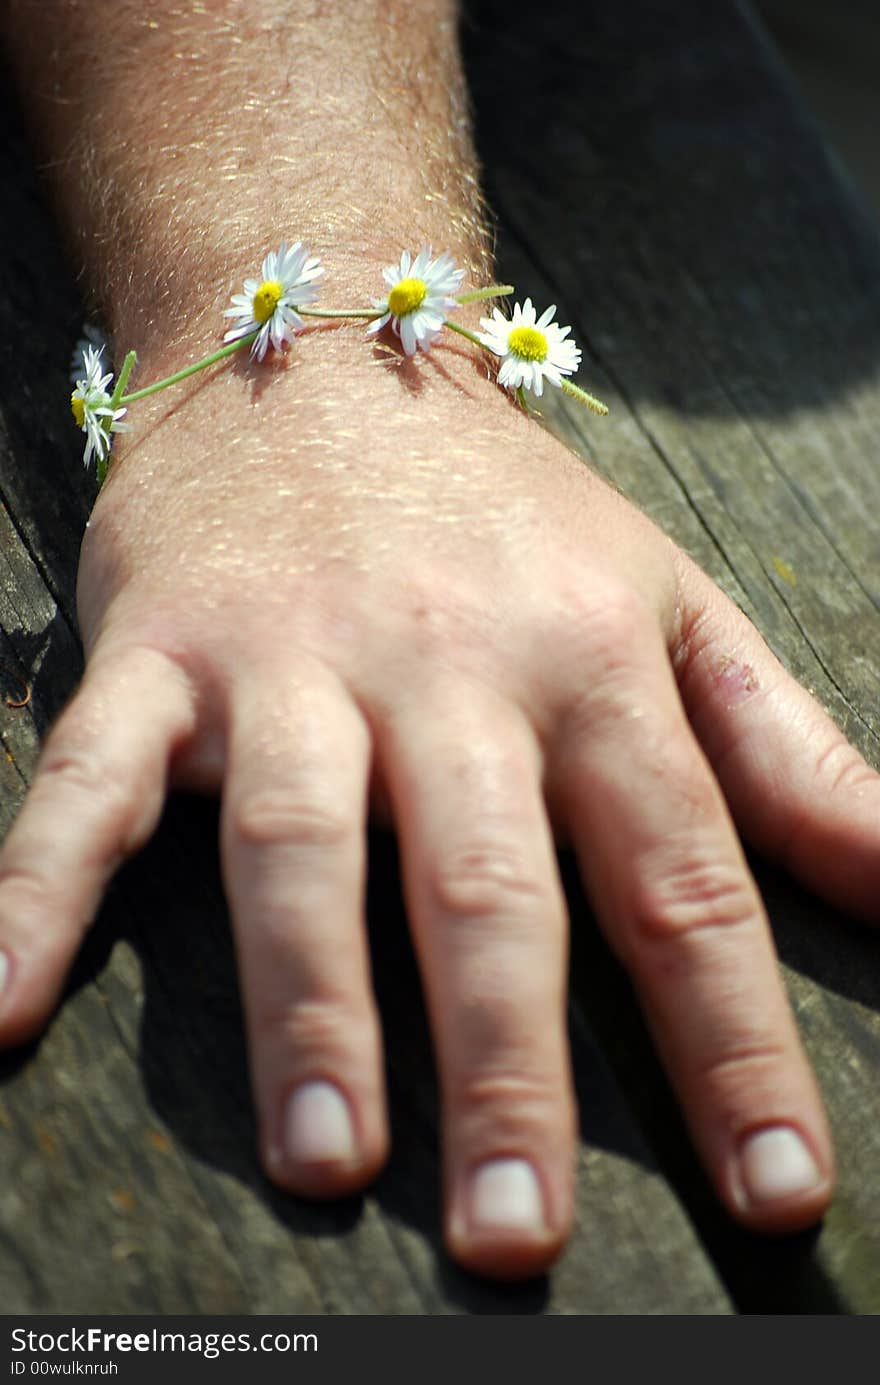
[378,679,575,1279]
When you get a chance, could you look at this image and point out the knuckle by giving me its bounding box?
[0,861,94,948]
[0,861,48,910]
[39,746,113,801]
[669,596,723,684]
[391,572,487,666]
[249,1002,376,1074]
[231,791,353,850]
[449,1068,572,1141]
[568,581,651,663]
[554,594,662,741]
[37,748,144,849]
[251,995,369,1058]
[625,849,757,950]
[427,844,547,921]
[456,1070,558,1111]
[813,735,877,798]
[689,1039,795,1122]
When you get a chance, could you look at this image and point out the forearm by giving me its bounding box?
[2,0,491,367]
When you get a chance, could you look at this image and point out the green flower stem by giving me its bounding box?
[560,379,610,415]
[109,350,138,410]
[442,319,488,349]
[297,307,382,320]
[456,284,514,304]
[97,350,139,487]
[119,332,259,404]
[297,286,513,319]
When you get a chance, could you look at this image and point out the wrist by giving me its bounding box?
[102,309,512,480]
[111,239,493,386]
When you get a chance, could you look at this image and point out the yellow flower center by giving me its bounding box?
[71,393,85,427]
[508,325,548,362]
[388,277,428,318]
[252,279,284,324]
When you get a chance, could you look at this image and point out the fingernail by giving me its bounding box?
[0,950,8,1000]
[284,1081,357,1164]
[468,1158,547,1234]
[740,1127,822,1205]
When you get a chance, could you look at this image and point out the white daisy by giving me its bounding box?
[479,298,582,397]
[70,345,129,471]
[223,241,324,361]
[367,246,465,356]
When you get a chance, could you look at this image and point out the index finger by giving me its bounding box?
[551,617,833,1232]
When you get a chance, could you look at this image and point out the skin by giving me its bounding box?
[2,0,880,1281]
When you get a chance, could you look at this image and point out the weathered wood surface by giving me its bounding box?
[1,0,879,1313]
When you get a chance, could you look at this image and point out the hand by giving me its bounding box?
[1,334,876,1279]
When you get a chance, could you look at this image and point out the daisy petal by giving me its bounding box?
[400,315,417,356]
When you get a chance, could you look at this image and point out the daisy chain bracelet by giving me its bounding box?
[70,241,609,485]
